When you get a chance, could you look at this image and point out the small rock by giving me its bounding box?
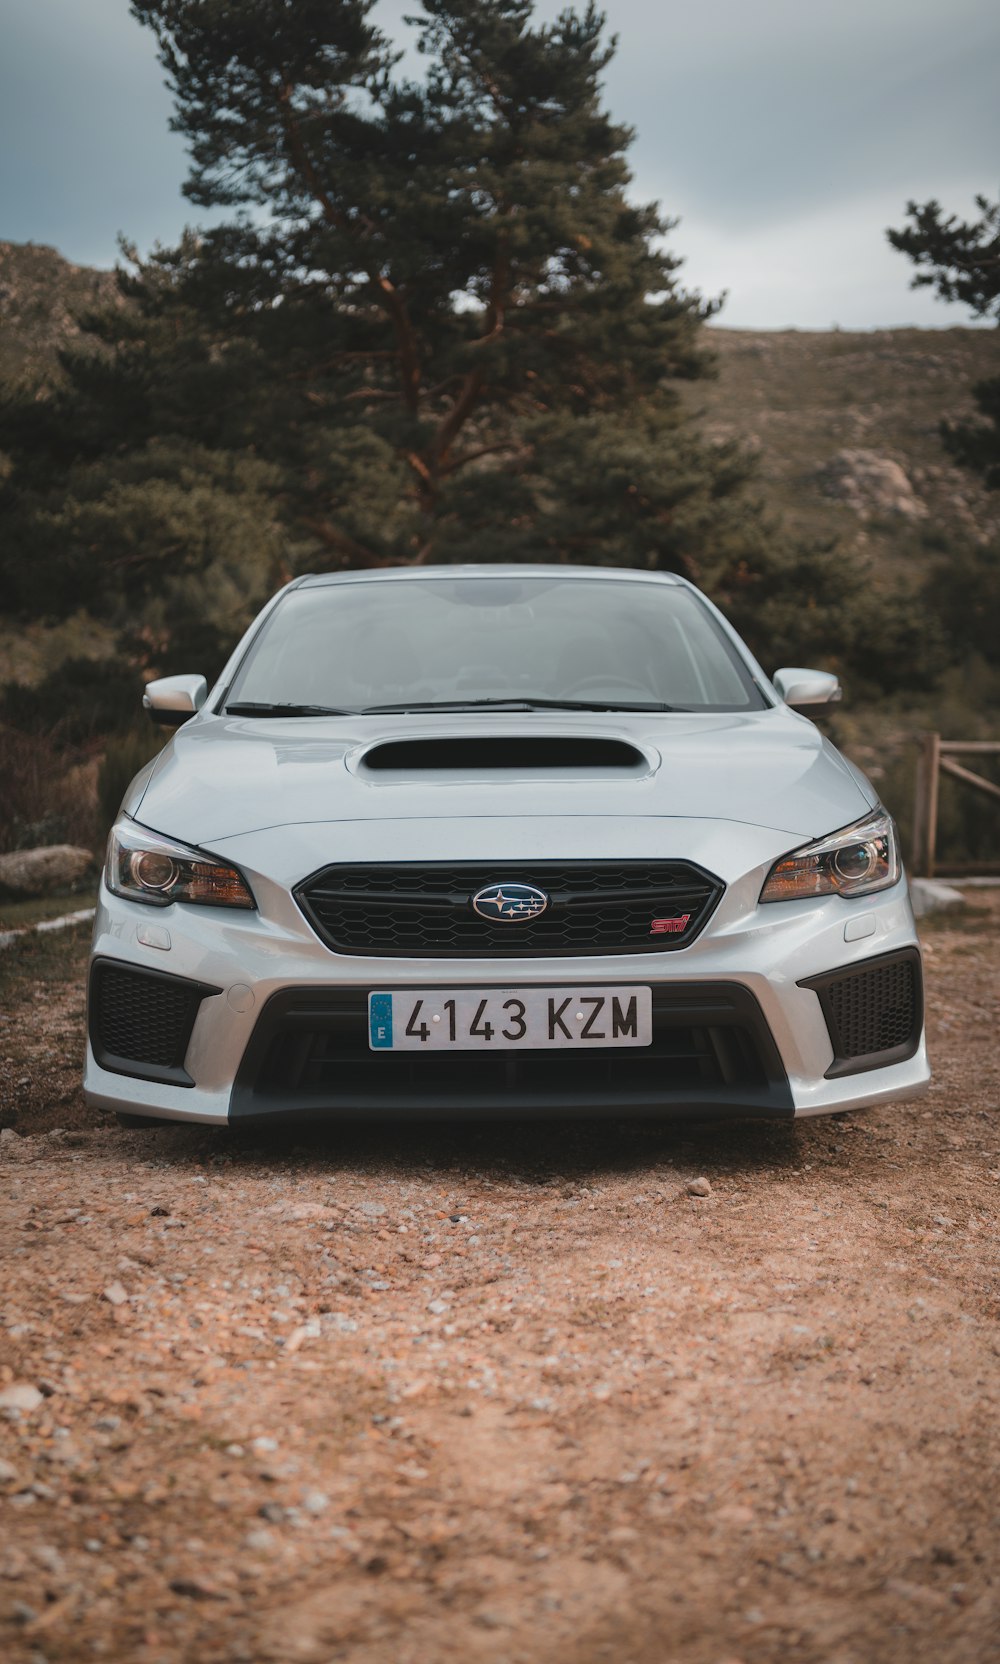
[102,1282,129,1307]
[251,1436,278,1453]
[0,1384,44,1412]
[258,1502,285,1524]
[0,1127,20,1145]
[284,1321,321,1354]
[0,1459,19,1484]
[427,1299,449,1315]
[301,1489,329,1516]
[244,1528,276,1553]
[45,1442,81,1465]
[32,1545,64,1574]
[687,1177,712,1198]
[168,1576,227,1601]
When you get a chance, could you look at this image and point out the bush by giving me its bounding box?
[0,723,97,853]
[96,727,166,833]
[1,654,143,746]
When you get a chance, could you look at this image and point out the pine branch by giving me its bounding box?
[439,442,519,478]
[276,79,422,413]
[300,515,383,568]
[429,368,485,466]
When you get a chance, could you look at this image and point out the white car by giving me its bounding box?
[84,566,928,1128]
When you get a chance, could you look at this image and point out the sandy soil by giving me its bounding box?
[0,897,998,1664]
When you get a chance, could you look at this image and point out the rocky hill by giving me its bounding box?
[0,241,119,388]
[2,238,997,558]
[690,323,1000,572]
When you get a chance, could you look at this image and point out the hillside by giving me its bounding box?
[0,241,120,388]
[690,323,1000,567]
[2,238,997,559]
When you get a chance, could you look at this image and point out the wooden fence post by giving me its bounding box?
[911,731,940,877]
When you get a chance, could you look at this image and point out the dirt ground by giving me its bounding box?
[0,896,998,1664]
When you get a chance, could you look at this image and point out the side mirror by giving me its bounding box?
[772,667,842,710]
[143,674,208,728]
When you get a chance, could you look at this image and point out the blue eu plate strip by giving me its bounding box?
[369,993,393,1049]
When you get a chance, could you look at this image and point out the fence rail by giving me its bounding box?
[911,734,1000,877]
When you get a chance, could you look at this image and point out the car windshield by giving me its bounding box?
[225,575,765,713]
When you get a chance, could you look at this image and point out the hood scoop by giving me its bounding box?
[358,735,650,774]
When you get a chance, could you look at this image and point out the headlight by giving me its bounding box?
[106,819,255,909]
[760,808,900,903]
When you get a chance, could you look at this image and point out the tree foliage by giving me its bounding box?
[888,193,1000,488]
[120,0,729,568]
[0,0,928,719]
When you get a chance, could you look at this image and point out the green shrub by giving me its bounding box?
[97,728,165,833]
[0,723,99,853]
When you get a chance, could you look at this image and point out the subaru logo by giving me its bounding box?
[472,883,549,923]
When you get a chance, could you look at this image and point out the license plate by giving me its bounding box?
[368,986,652,1051]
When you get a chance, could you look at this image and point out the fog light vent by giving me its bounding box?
[800,948,922,1078]
[88,960,219,1086]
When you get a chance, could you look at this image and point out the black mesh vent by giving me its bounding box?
[88,961,219,1086]
[231,983,792,1119]
[800,949,923,1078]
[295,861,724,958]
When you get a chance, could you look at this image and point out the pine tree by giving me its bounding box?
[0,0,919,711]
[888,193,1000,489]
[117,0,736,572]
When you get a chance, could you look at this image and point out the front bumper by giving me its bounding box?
[83,863,930,1125]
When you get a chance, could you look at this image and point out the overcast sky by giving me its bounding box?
[2,0,997,329]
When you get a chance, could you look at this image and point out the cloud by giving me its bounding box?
[676,182,996,330]
[602,0,1000,229]
[1,0,996,328]
[0,0,186,264]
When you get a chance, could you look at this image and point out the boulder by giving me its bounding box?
[815,449,926,518]
[0,844,95,897]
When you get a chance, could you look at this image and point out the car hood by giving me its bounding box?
[131,707,875,848]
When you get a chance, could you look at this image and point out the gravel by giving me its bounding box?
[0,899,997,1662]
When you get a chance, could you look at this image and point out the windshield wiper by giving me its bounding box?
[225,701,354,717]
[359,697,682,714]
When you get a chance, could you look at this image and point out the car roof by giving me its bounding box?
[294,565,685,590]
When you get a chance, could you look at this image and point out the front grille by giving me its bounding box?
[800,949,923,1078]
[88,960,220,1086]
[295,861,724,958]
[230,984,792,1119]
